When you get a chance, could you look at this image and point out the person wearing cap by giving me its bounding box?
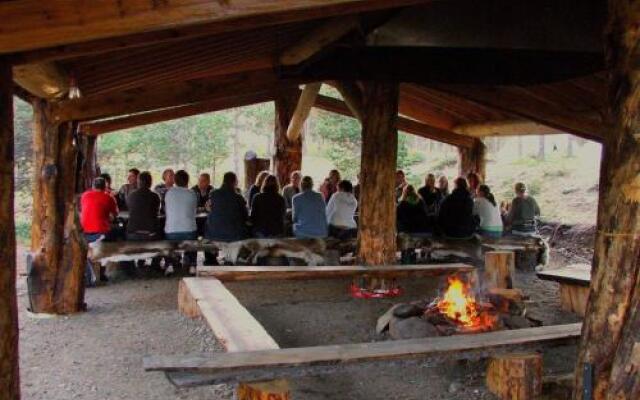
[503,182,541,235]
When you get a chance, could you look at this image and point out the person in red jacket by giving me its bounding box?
[80,177,118,285]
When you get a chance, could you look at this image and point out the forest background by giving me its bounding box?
[12,89,602,244]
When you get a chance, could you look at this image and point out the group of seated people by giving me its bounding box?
[79,166,540,283]
[394,170,541,239]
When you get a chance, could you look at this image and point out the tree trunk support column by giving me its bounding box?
[273,90,302,187]
[458,138,486,181]
[30,100,87,315]
[0,59,20,400]
[355,81,399,297]
[573,2,640,399]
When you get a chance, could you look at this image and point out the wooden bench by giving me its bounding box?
[145,323,582,385]
[537,264,591,316]
[176,277,290,398]
[196,263,475,281]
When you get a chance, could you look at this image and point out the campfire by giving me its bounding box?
[429,276,498,333]
[378,275,541,339]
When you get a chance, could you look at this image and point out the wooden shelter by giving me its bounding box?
[0,0,638,399]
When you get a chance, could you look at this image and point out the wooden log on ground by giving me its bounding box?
[486,353,543,400]
[175,278,289,397]
[574,2,640,398]
[196,263,475,281]
[144,323,582,386]
[30,102,86,314]
[273,90,302,187]
[484,251,516,290]
[0,60,20,400]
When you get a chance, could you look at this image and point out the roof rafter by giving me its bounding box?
[2,0,431,58]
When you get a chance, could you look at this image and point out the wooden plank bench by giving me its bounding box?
[176,277,289,398]
[196,263,475,281]
[144,323,582,386]
[537,264,591,316]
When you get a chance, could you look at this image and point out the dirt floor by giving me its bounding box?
[16,231,589,400]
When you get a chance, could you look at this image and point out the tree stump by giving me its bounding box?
[487,353,543,400]
[484,251,515,290]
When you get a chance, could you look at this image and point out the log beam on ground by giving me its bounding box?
[196,264,475,281]
[144,323,582,386]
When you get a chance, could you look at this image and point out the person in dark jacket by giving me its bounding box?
[417,173,443,216]
[205,172,249,242]
[397,185,431,234]
[437,177,476,238]
[250,174,286,237]
[126,171,161,239]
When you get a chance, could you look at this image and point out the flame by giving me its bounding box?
[436,276,496,331]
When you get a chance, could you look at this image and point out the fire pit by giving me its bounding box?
[378,275,541,339]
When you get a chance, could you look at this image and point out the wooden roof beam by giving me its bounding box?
[286,83,321,140]
[1,0,431,58]
[12,62,69,99]
[79,91,277,136]
[280,15,361,66]
[314,94,475,148]
[454,120,566,137]
[52,69,295,122]
[430,84,606,142]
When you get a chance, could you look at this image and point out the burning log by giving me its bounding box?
[379,275,540,340]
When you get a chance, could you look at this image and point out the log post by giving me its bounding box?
[458,138,486,181]
[573,2,640,399]
[30,100,87,314]
[487,353,543,400]
[354,81,399,295]
[77,134,98,192]
[0,59,20,400]
[484,251,515,290]
[273,90,302,186]
[244,156,270,192]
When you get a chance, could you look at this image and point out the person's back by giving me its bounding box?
[81,188,117,234]
[126,186,160,235]
[326,191,357,229]
[473,196,503,237]
[165,186,197,234]
[292,176,328,239]
[438,182,475,238]
[509,195,540,233]
[417,186,442,215]
[206,178,249,242]
[397,199,430,233]
[251,191,286,237]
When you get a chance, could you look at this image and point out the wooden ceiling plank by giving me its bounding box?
[1,0,430,57]
[430,83,606,142]
[314,93,474,147]
[12,62,69,99]
[52,69,295,122]
[79,91,276,136]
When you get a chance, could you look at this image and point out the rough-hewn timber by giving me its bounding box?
[573,1,640,399]
[30,101,86,314]
[458,138,487,181]
[0,59,20,400]
[357,81,399,266]
[144,323,582,386]
[273,90,302,186]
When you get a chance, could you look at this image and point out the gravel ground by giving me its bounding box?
[16,244,584,400]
